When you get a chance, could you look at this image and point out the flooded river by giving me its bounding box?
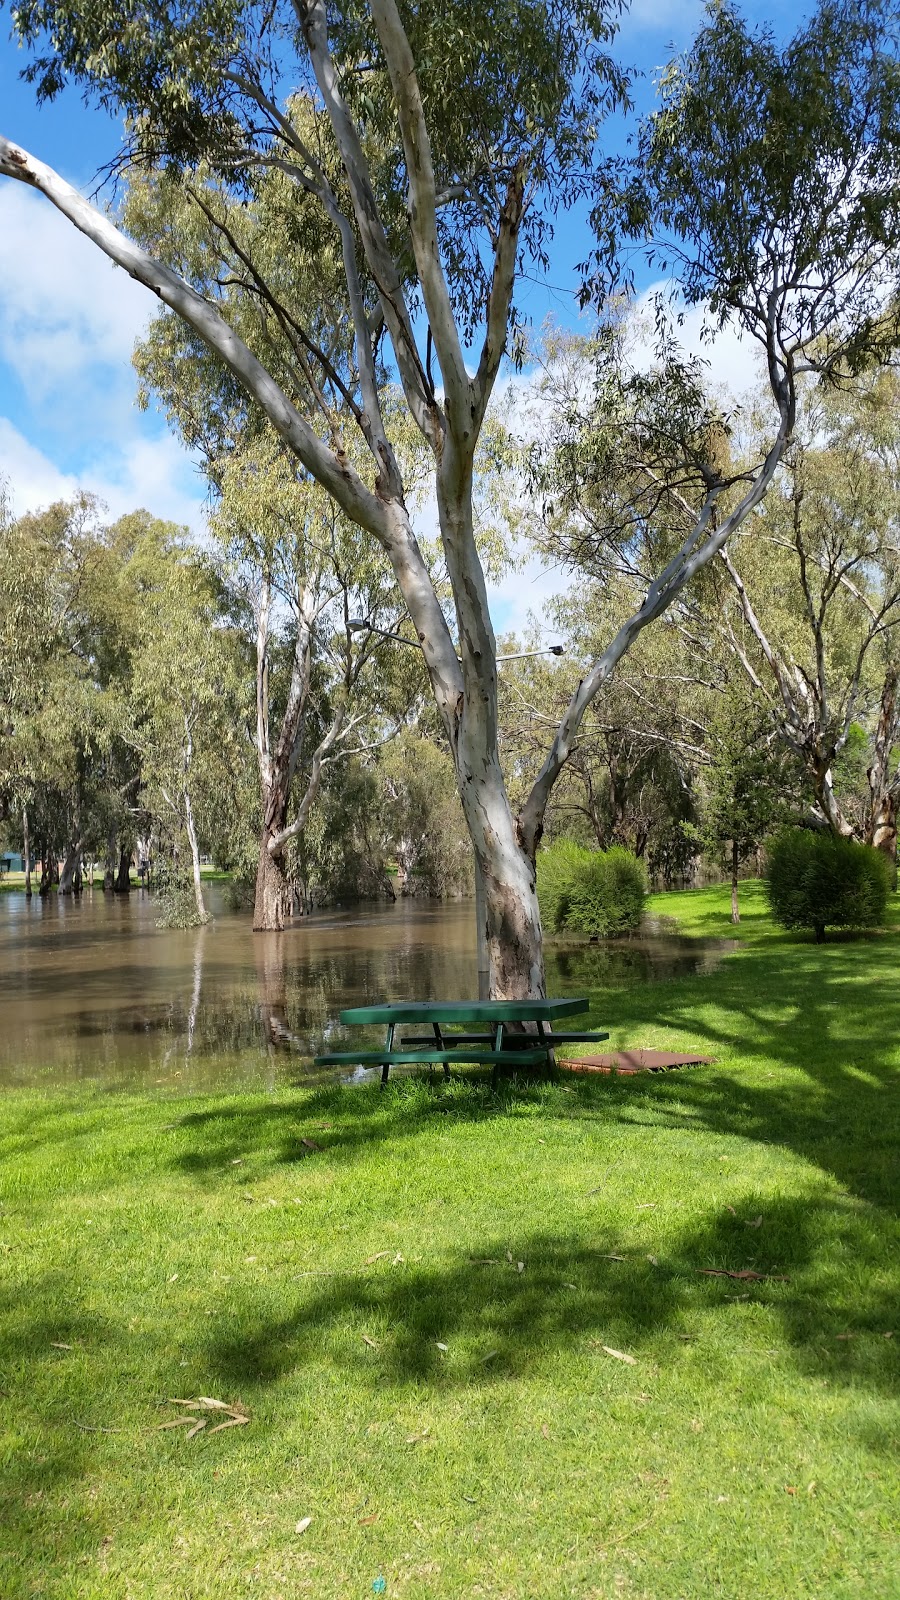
[0,888,735,1091]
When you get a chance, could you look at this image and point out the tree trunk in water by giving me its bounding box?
[22,806,31,899]
[253,835,293,932]
[39,847,58,896]
[115,847,132,893]
[59,841,83,895]
[730,838,740,924]
[182,788,208,923]
[104,830,117,891]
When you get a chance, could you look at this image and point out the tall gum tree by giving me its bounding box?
[5,0,900,991]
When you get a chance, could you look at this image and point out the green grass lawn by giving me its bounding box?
[1,882,897,1598]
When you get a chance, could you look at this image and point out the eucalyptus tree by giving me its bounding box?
[5,0,900,991]
[211,435,412,929]
[717,377,900,858]
[125,524,244,924]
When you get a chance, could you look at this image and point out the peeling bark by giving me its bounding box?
[253,834,293,932]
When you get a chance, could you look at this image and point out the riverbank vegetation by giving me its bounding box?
[0,883,896,1599]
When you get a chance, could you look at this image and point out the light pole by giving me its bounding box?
[347,618,565,998]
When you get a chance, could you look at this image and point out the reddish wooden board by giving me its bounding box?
[560,1049,715,1075]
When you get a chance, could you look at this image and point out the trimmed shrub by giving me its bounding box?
[766,827,892,942]
[537,839,647,936]
[535,838,592,931]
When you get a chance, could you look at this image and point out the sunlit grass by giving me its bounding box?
[0,882,897,1598]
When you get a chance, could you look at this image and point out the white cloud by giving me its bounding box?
[0,182,206,531]
[0,419,206,530]
[0,184,152,411]
[631,282,765,405]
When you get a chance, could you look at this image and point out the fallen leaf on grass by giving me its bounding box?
[697,1269,788,1282]
[636,1203,657,1210]
[562,1282,578,1290]
[168,1273,179,1283]
[479,1350,499,1365]
[599,1345,637,1365]
[884,1331,894,1338]
[516,1261,525,1273]
[725,1205,737,1216]
[392,1252,405,1266]
[541,1424,550,1440]
[469,1258,500,1265]
[50,1342,73,1350]
[405,1427,430,1444]
[362,1335,379,1350]
[601,1254,626,1262]
[646,1255,658,1266]
[358,1513,378,1526]
[159,1397,250,1438]
[744,1216,763,1229]
[435,1342,448,1352]
[836,1332,855,1340]
[785,1485,797,1495]
[807,1482,817,1495]
[364,1251,390,1266]
[295,1517,313,1536]
[300,1138,321,1153]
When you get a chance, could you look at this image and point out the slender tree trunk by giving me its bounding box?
[731,838,740,924]
[22,806,31,899]
[182,787,208,923]
[104,829,117,891]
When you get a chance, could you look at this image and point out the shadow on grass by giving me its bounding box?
[196,1192,897,1402]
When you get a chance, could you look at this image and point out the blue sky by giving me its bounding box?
[0,0,785,629]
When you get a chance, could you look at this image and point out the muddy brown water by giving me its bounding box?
[0,888,736,1090]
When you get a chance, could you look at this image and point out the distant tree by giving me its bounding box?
[688,695,794,923]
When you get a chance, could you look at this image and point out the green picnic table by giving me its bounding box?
[314,997,609,1086]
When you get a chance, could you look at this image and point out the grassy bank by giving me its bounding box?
[0,884,897,1598]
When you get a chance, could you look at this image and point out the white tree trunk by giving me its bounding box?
[182,787,208,923]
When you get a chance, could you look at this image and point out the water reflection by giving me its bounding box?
[0,889,736,1091]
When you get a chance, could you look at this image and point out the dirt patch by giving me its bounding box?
[560,1049,716,1075]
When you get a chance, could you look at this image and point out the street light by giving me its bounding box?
[348,619,565,664]
[347,618,566,998]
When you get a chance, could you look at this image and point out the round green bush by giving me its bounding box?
[537,839,646,936]
[535,838,592,932]
[766,827,892,942]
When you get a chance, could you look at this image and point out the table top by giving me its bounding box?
[339,997,589,1026]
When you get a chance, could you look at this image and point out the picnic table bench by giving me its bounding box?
[314,997,609,1086]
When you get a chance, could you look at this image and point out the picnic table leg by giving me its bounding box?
[432,1022,450,1079]
[537,1020,557,1071]
[380,1022,395,1087]
[491,1022,505,1090]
